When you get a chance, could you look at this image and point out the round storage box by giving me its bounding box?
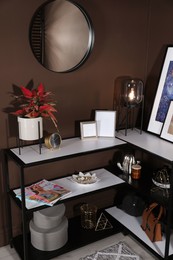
[33,204,66,229]
[30,216,68,251]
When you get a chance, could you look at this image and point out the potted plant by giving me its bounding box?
[11,83,58,141]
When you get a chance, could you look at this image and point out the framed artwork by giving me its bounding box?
[95,110,116,137]
[80,121,97,139]
[148,47,173,134]
[160,101,173,142]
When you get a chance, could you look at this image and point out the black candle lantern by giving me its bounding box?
[117,78,144,135]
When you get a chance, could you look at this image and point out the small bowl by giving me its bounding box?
[72,172,98,184]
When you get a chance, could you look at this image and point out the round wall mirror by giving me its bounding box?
[29,0,94,73]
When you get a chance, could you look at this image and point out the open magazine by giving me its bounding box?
[14,179,71,208]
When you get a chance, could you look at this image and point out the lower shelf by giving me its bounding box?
[12,211,121,260]
[106,206,173,259]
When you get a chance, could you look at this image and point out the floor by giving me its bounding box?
[0,233,158,260]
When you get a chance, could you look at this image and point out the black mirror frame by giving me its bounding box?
[29,0,95,73]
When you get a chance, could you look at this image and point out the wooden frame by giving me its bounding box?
[80,121,97,139]
[148,47,173,135]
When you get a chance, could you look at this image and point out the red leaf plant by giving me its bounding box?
[11,83,58,129]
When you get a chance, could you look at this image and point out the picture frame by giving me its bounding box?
[95,110,116,137]
[80,121,97,139]
[148,47,173,135]
[160,101,173,142]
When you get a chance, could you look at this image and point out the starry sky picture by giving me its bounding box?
[156,61,173,123]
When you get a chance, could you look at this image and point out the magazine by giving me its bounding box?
[15,179,71,207]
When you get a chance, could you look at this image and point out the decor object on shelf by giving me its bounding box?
[18,116,43,141]
[141,202,163,242]
[121,193,145,217]
[95,110,116,137]
[131,164,141,180]
[95,212,113,231]
[117,153,136,174]
[10,82,59,153]
[80,203,97,229]
[116,78,144,136]
[71,171,98,184]
[14,179,71,207]
[80,121,97,139]
[151,166,170,197]
[11,83,58,129]
[148,47,173,135]
[30,204,68,251]
[44,132,62,149]
[152,166,170,189]
[33,204,66,229]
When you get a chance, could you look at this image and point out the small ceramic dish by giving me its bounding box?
[72,172,98,184]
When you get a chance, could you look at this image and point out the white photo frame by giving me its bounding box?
[160,101,173,142]
[80,121,97,139]
[148,47,173,135]
[95,110,116,137]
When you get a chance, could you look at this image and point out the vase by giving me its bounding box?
[17,117,43,141]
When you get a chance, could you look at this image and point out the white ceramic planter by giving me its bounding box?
[18,117,43,141]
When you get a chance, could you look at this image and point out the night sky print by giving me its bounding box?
[156,61,173,123]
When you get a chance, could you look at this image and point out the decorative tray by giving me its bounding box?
[72,171,99,184]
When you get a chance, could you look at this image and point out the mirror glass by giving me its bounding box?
[30,0,94,73]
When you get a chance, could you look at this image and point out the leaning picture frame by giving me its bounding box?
[148,47,173,135]
[160,101,173,142]
[95,110,116,137]
[80,121,97,139]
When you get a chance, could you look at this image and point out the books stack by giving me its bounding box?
[14,179,71,209]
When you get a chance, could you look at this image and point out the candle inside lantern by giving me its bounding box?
[128,87,135,101]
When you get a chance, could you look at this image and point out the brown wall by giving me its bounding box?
[0,0,173,246]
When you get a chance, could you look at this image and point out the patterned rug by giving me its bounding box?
[79,241,143,260]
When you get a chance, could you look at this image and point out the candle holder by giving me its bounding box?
[117,78,144,135]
